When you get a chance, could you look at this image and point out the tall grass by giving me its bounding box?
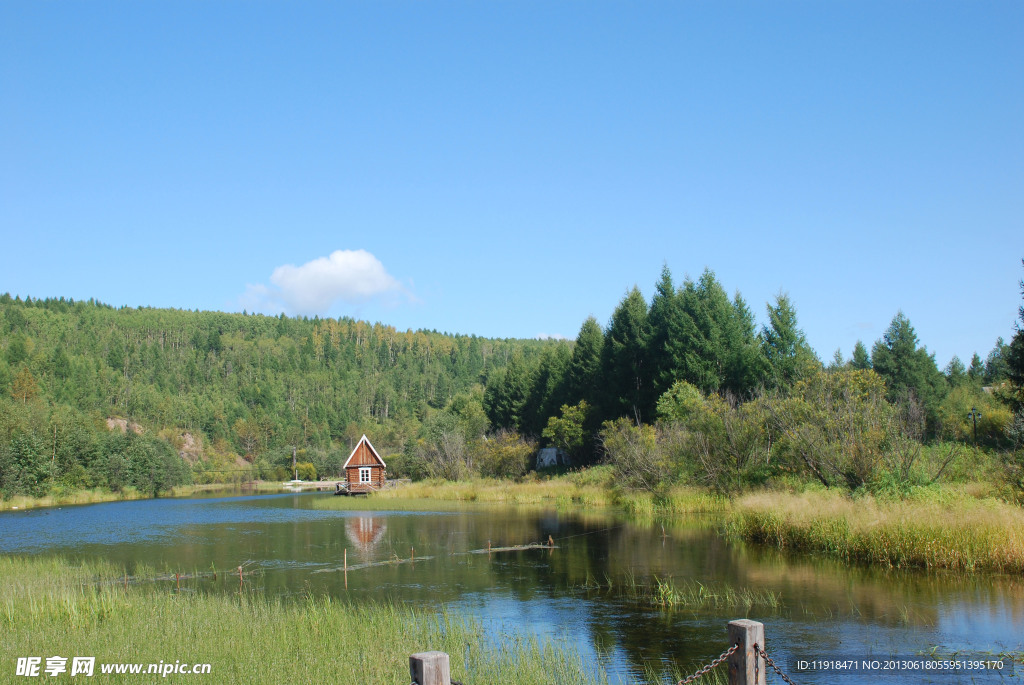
[725,489,1024,573]
[0,556,606,685]
[579,571,781,611]
[316,471,728,517]
[0,488,147,512]
[368,475,615,508]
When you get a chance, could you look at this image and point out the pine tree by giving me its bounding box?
[566,316,604,408]
[871,311,947,422]
[945,355,967,388]
[646,265,680,401]
[761,293,814,389]
[851,340,871,370]
[968,352,986,383]
[600,287,652,424]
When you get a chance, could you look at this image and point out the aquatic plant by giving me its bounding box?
[0,556,607,685]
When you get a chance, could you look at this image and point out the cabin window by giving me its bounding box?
[359,467,371,483]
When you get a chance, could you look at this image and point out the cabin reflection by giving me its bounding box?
[345,516,387,555]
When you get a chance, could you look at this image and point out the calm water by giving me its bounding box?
[2,493,1022,684]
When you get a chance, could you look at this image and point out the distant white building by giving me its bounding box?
[536,447,570,469]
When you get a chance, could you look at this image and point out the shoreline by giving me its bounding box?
[6,474,1024,574]
[0,482,287,512]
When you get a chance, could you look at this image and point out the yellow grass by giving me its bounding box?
[0,488,146,512]
[727,489,1024,572]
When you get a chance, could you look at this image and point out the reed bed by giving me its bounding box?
[726,490,1024,573]
[617,487,730,518]
[369,476,615,508]
[579,571,781,612]
[317,475,726,518]
[0,488,147,512]
[0,556,606,685]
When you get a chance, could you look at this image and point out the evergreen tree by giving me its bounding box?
[483,351,531,431]
[724,293,766,395]
[968,352,986,383]
[672,271,729,394]
[761,293,814,389]
[646,265,680,401]
[945,355,967,388]
[600,287,652,424]
[851,340,871,370]
[519,345,570,436]
[871,311,947,422]
[985,338,1009,383]
[668,270,762,397]
[566,317,604,408]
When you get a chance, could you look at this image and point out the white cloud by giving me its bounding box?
[536,333,568,341]
[241,249,408,316]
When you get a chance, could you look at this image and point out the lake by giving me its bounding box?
[1,492,1021,683]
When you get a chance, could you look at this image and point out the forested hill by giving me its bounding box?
[1,264,1019,499]
[0,294,557,494]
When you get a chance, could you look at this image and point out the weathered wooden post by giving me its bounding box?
[727,619,765,685]
[409,651,450,685]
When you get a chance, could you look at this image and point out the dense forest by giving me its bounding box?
[2,263,1023,498]
[0,294,556,494]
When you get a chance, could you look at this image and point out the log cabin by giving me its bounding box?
[341,435,387,494]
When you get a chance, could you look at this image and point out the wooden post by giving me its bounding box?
[238,565,243,590]
[409,651,450,685]
[727,619,765,685]
[175,572,180,590]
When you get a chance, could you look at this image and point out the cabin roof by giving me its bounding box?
[342,434,387,470]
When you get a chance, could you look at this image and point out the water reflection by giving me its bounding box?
[1,493,1021,684]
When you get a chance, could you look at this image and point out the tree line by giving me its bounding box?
[0,295,553,495]
[483,264,1024,493]
[2,260,1023,498]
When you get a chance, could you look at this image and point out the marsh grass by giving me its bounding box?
[579,570,781,612]
[726,489,1024,572]
[370,476,615,508]
[0,488,146,512]
[314,475,727,518]
[1,556,606,685]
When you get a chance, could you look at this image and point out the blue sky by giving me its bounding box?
[1,1,1021,367]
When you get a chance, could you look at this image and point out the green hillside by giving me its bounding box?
[0,294,557,495]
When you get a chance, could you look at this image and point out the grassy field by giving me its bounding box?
[320,467,729,516]
[725,487,1024,573]
[0,556,606,684]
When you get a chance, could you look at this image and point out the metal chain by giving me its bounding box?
[755,643,799,685]
[676,643,739,685]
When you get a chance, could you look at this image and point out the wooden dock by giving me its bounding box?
[280,480,337,492]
